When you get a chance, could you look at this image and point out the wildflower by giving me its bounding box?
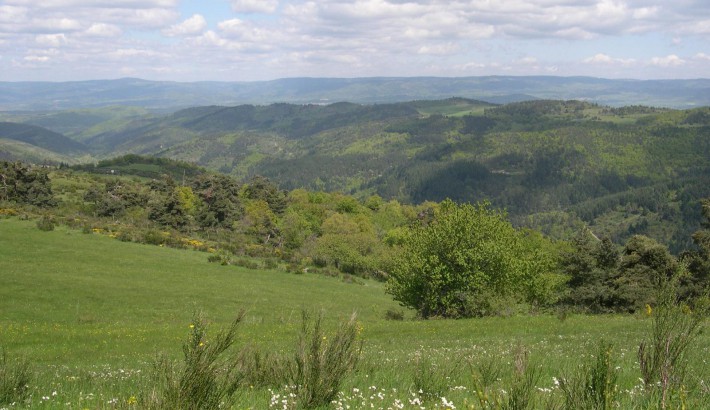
[645,304,652,316]
[441,396,456,409]
[127,396,137,405]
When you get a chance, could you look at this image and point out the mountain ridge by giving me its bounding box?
[2,76,709,111]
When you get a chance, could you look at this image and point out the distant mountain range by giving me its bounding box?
[1,76,709,111]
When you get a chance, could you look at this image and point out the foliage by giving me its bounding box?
[387,199,561,318]
[504,345,541,410]
[681,198,710,299]
[140,311,245,410]
[0,348,32,405]
[637,276,707,408]
[558,341,618,410]
[616,235,679,312]
[560,229,620,312]
[191,174,242,228]
[0,161,56,207]
[289,311,362,409]
[35,214,55,231]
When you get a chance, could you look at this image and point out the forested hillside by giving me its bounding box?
[2,158,709,317]
[1,98,709,252]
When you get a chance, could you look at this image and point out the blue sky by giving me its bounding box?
[0,0,708,81]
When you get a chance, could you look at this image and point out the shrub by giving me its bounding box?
[637,277,707,408]
[142,229,166,246]
[234,346,289,388]
[0,348,32,405]
[36,215,55,231]
[412,356,454,400]
[384,309,405,321]
[289,311,362,408]
[139,311,245,410]
[558,341,618,410]
[505,344,540,410]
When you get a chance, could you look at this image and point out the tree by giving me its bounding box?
[386,199,560,318]
[615,235,678,312]
[149,189,191,230]
[240,175,287,214]
[680,198,710,299]
[0,161,56,207]
[192,174,242,228]
[560,229,620,312]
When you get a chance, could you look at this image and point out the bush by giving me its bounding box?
[384,309,404,321]
[0,348,32,405]
[289,311,362,408]
[558,341,618,410]
[412,356,455,400]
[505,344,540,410]
[36,215,55,231]
[139,311,245,410]
[387,199,560,318]
[637,278,707,408]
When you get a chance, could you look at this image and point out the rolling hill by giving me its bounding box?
[2,76,710,110]
[2,97,709,251]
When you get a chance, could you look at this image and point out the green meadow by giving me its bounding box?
[1,217,708,409]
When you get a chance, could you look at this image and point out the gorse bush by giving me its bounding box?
[558,341,618,410]
[638,275,707,409]
[0,348,32,405]
[35,215,55,231]
[504,344,540,410]
[140,311,245,410]
[290,311,362,408]
[412,355,454,400]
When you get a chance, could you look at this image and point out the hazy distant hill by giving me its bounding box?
[1,76,709,111]
[0,122,87,155]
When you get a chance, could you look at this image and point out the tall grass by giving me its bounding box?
[558,341,618,410]
[0,348,32,405]
[638,278,708,409]
[290,311,362,408]
[139,311,245,410]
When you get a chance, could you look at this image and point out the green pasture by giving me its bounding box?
[1,217,708,408]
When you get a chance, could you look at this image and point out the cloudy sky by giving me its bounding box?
[1,0,708,82]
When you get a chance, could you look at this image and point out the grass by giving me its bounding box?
[1,217,708,408]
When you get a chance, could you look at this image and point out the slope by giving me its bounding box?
[0,122,88,155]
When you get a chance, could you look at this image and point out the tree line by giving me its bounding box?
[2,159,708,318]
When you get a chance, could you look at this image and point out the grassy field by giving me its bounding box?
[1,217,708,409]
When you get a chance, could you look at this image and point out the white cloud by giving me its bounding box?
[35,33,67,46]
[84,23,122,37]
[518,57,538,64]
[232,0,278,14]
[650,54,686,67]
[108,48,162,58]
[191,30,228,48]
[24,55,50,62]
[0,5,28,22]
[35,18,83,32]
[584,53,636,66]
[2,0,710,81]
[4,0,178,8]
[162,14,206,37]
[417,43,459,55]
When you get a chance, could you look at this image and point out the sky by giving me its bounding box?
[0,0,709,82]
